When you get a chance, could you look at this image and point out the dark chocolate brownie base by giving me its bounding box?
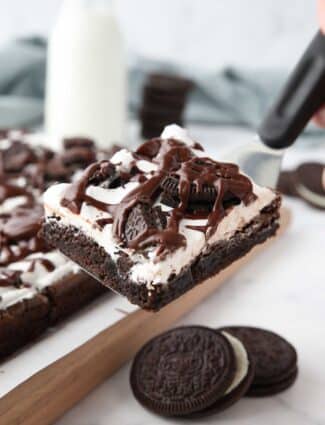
[0,294,50,360]
[0,274,107,360]
[42,197,281,311]
[44,272,107,324]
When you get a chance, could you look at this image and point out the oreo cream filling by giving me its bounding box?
[222,331,249,394]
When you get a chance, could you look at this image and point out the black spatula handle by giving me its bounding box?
[258,31,325,149]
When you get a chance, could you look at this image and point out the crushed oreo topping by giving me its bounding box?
[125,203,167,248]
[61,136,256,257]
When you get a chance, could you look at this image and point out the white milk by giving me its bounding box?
[45,0,126,149]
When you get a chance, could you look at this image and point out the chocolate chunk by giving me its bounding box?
[87,161,119,188]
[130,326,236,417]
[136,138,162,159]
[0,269,22,287]
[1,141,37,172]
[63,137,95,149]
[61,147,96,166]
[219,326,298,396]
[0,204,44,241]
[45,155,72,181]
[124,203,167,247]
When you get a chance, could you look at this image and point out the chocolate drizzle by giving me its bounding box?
[0,204,49,266]
[0,269,22,287]
[61,137,256,257]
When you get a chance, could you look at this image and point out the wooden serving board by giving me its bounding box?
[0,208,290,425]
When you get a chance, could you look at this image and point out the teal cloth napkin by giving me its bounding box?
[0,37,322,139]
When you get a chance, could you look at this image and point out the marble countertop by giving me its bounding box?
[57,124,325,425]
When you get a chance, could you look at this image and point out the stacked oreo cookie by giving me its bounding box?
[140,73,193,138]
[277,162,325,209]
[130,325,298,418]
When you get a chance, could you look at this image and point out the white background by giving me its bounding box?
[0,0,319,70]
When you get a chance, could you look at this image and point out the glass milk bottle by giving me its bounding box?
[45,0,126,148]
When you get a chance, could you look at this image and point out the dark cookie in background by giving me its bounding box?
[219,326,298,397]
[140,73,193,139]
[277,162,325,209]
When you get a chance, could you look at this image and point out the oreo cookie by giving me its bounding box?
[161,175,216,203]
[130,326,236,417]
[293,162,325,209]
[160,175,240,212]
[220,326,298,397]
[277,162,325,209]
[61,147,96,166]
[63,137,95,149]
[140,72,193,139]
[186,331,255,418]
[247,368,298,397]
[124,203,167,247]
[277,171,297,197]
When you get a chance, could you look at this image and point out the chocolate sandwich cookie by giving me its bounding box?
[143,86,187,109]
[130,326,236,417]
[219,326,298,397]
[292,162,325,209]
[140,73,193,139]
[146,73,193,94]
[277,170,297,197]
[186,331,255,418]
[247,368,298,397]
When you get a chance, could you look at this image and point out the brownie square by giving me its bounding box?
[43,125,281,311]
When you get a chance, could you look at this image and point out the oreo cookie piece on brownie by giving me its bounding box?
[42,124,281,311]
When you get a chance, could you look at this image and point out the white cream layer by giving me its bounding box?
[222,332,249,394]
[43,125,276,288]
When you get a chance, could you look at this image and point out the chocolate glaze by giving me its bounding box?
[0,269,22,287]
[27,258,55,273]
[0,204,49,266]
[0,183,34,205]
[61,137,256,257]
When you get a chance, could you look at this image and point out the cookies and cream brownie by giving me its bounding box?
[42,125,281,311]
[0,130,109,359]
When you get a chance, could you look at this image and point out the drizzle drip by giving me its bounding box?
[0,269,22,287]
[61,137,256,257]
[27,258,55,273]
